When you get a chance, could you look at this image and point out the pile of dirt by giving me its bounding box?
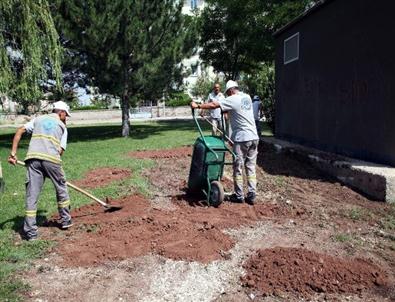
[72,167,131,189]
[128,146,192,159]
[242,247,389,298]
[50,193,306,267]
[25,144,395,302]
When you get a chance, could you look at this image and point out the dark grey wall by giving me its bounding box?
[275,0,395,166]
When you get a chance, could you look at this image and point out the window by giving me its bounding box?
[284,32,299,64]
[191,0,197,9]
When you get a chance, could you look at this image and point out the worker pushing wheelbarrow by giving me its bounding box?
[188,107,235,207]
[190,80,260,206]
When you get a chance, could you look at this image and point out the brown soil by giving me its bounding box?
[26,144,395,301]
[72,167,131,188]
[242,247,389,298]
[51,194,304,267]
[128,146,192,159]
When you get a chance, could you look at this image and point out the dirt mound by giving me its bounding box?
[72,167,131,189]
[128,146,192,159]
[242,247,389,298]
[51,193,306,267]
[55,195,234,267]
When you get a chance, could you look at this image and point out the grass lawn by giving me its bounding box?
[0,119,273,301]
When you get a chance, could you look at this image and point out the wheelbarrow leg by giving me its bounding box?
[206,177,212,206]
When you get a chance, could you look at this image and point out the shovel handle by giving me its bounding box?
[65,182,109,207]
[16,160,110,208]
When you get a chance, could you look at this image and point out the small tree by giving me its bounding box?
[190,75,214,100]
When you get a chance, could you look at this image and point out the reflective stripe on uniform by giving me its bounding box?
[247,175,257,182]
[234,175,243,183]
[25,210,37,217]
[31,134,61,148]
[58,200,70,208]
[25,152,61,164]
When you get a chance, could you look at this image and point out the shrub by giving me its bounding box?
[72,105,104,111]
[166,92,191,107]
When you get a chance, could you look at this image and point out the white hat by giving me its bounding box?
[225,80,238,93]
[53,101,71,117]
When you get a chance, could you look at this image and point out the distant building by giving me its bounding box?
[182,0,205,15]
[274,0,395,166]
[181,0,217,97]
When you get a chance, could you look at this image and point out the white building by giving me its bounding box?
[181,0,217,97]
[182,0,205,15]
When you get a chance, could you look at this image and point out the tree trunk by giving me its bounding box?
[121,90,130,137]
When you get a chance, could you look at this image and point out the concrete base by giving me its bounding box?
[261,137,395,203]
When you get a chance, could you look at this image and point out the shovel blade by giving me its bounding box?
[104,205,123,212]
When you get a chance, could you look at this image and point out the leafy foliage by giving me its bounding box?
[166,91,191,107]
[241,63,275,130]
[190,75,214,100]
[0,0,62,113]
[189,70,225,100]
[199,0,313,79]
[54,0,198,136]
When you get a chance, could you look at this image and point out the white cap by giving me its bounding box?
[225,80,238,93]
[53,101,71,117]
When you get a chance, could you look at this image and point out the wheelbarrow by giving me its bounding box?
[187,108,235,207]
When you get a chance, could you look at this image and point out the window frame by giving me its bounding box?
[283,32,300,65]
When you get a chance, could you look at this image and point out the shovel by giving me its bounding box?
[16,160,122,212]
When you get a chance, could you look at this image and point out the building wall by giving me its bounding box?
[275,0,395,166]
[182,0,205,15]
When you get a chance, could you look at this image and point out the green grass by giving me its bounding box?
[274,175,286,187]
[380,204,395,231]
[346,207,373,221]
[0,119,215,301]
[332,233,353,243]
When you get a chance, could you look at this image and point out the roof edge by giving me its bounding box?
[273,0,335,37]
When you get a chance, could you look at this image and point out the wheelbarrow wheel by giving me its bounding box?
[209,181,224,207]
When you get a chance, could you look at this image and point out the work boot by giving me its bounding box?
[23,232,38,241]
[228,193,244,203]
[25,235,38,241]
[245,192,256,205]
[61,219,73,229]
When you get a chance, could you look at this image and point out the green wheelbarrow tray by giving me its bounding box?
[187,108,235,207]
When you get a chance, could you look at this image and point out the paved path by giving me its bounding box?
[0,116,193,128]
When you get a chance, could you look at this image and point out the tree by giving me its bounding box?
[190,73,216,100]
[0,0,62,113]
[241,63,275,130]
[55,0,197,136]
[199,0,313,79]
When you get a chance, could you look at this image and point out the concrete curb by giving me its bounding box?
[261,136,395,203]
